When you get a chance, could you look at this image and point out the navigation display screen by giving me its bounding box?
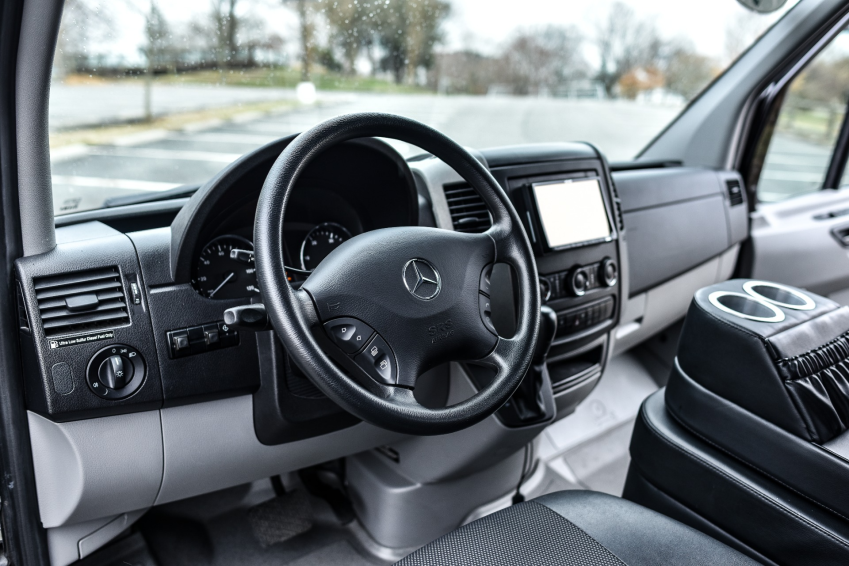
[532,179,612,249]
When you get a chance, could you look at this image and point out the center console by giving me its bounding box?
[626,279,849,564]
[482,144,622,419]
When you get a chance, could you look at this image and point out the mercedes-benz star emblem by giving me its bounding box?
[402,259,441,300]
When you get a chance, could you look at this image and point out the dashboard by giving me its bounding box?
[16,134,748,565]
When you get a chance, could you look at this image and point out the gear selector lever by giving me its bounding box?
[514,305,557,422]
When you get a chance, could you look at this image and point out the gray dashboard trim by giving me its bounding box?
[28,394,405,535]
[156,395,403,505]
[28,409,163,528]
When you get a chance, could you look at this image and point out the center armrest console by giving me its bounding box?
[626,279,849,564]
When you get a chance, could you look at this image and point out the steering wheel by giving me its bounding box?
[254,113,540,435]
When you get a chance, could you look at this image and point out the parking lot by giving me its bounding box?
[50,86,687,214]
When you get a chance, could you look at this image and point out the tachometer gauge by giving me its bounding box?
[300,223,352,271]
[193,235,259,300]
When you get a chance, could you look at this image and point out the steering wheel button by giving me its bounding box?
[324,317,374,354]
[354,335,397,385]
[479,293,497,335]
[479,264,493,296]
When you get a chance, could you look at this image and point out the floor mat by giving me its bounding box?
[285,541,379,566]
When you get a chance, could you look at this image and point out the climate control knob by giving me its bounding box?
[570,268,589,297]
[601,258,618,287]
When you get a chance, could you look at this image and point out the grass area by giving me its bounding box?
[81,67,430,94]
[49,98,299,149]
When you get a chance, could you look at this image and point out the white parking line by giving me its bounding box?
[52,175,182,192]
[86,147,242,163]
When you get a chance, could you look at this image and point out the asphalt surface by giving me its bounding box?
[52,87,688,215]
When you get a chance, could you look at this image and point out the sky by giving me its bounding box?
[72,0,800,69]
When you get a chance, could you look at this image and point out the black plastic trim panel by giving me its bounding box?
[15,227,163,421]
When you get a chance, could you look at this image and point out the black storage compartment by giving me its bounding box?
[626,279,849,564]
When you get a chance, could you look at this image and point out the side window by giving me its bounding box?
[757,30,849,203]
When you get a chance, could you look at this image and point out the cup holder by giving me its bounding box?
[708,291,786,323]
[742,281,815,311]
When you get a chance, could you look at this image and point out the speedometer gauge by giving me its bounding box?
[193,235,259,300]
[300,223,352,271]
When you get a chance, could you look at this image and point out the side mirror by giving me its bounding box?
[736,0,789,13]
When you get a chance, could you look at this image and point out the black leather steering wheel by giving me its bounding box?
[254,113,540,435]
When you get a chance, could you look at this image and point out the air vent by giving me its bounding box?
[443,182,492,233]
[726,179,744,206]
[34,267,129,336]
[609,179,625,231]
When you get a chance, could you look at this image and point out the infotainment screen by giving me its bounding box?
[532,179,611,249]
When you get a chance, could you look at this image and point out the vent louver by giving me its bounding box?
[444,182,492,233]
[34,267,129,336]
[609,179,625,231]
[726,179,744,206]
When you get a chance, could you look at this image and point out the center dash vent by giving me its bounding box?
[34,267,129,336]
[443,182,492,233]
[726,179,744,207]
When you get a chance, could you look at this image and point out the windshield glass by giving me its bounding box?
[50,0,798,215]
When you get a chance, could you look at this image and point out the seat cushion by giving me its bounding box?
[395,490,756,566]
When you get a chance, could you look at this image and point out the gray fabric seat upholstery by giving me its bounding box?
[396,490,758,566]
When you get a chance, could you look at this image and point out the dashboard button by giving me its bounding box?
[170,330,190,357]
[324,317,374,354]
[203,324,220,346]
[354,335,397,385]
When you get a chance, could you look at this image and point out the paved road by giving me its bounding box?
[51,89,684,215]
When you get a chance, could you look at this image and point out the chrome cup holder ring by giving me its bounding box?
[742,280,816,311]
[708,291,786,323]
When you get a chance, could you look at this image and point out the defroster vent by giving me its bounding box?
[34,267,129,336]
[444,182,492,233]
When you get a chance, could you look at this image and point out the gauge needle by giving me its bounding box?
[209,272,235,298]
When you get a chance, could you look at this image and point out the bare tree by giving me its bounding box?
[594,1,663,98]
[324,0,375,75]
[663,41,717,101]
[140,1,172,121]
[209,0,242,68]
[375,0,450,84]
[55,0,113,77]
[499,25,585,95]
[282,0,317,81]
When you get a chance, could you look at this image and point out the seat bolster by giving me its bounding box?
[535,491,758,566]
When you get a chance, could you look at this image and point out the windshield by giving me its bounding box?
[50,0,798,215]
